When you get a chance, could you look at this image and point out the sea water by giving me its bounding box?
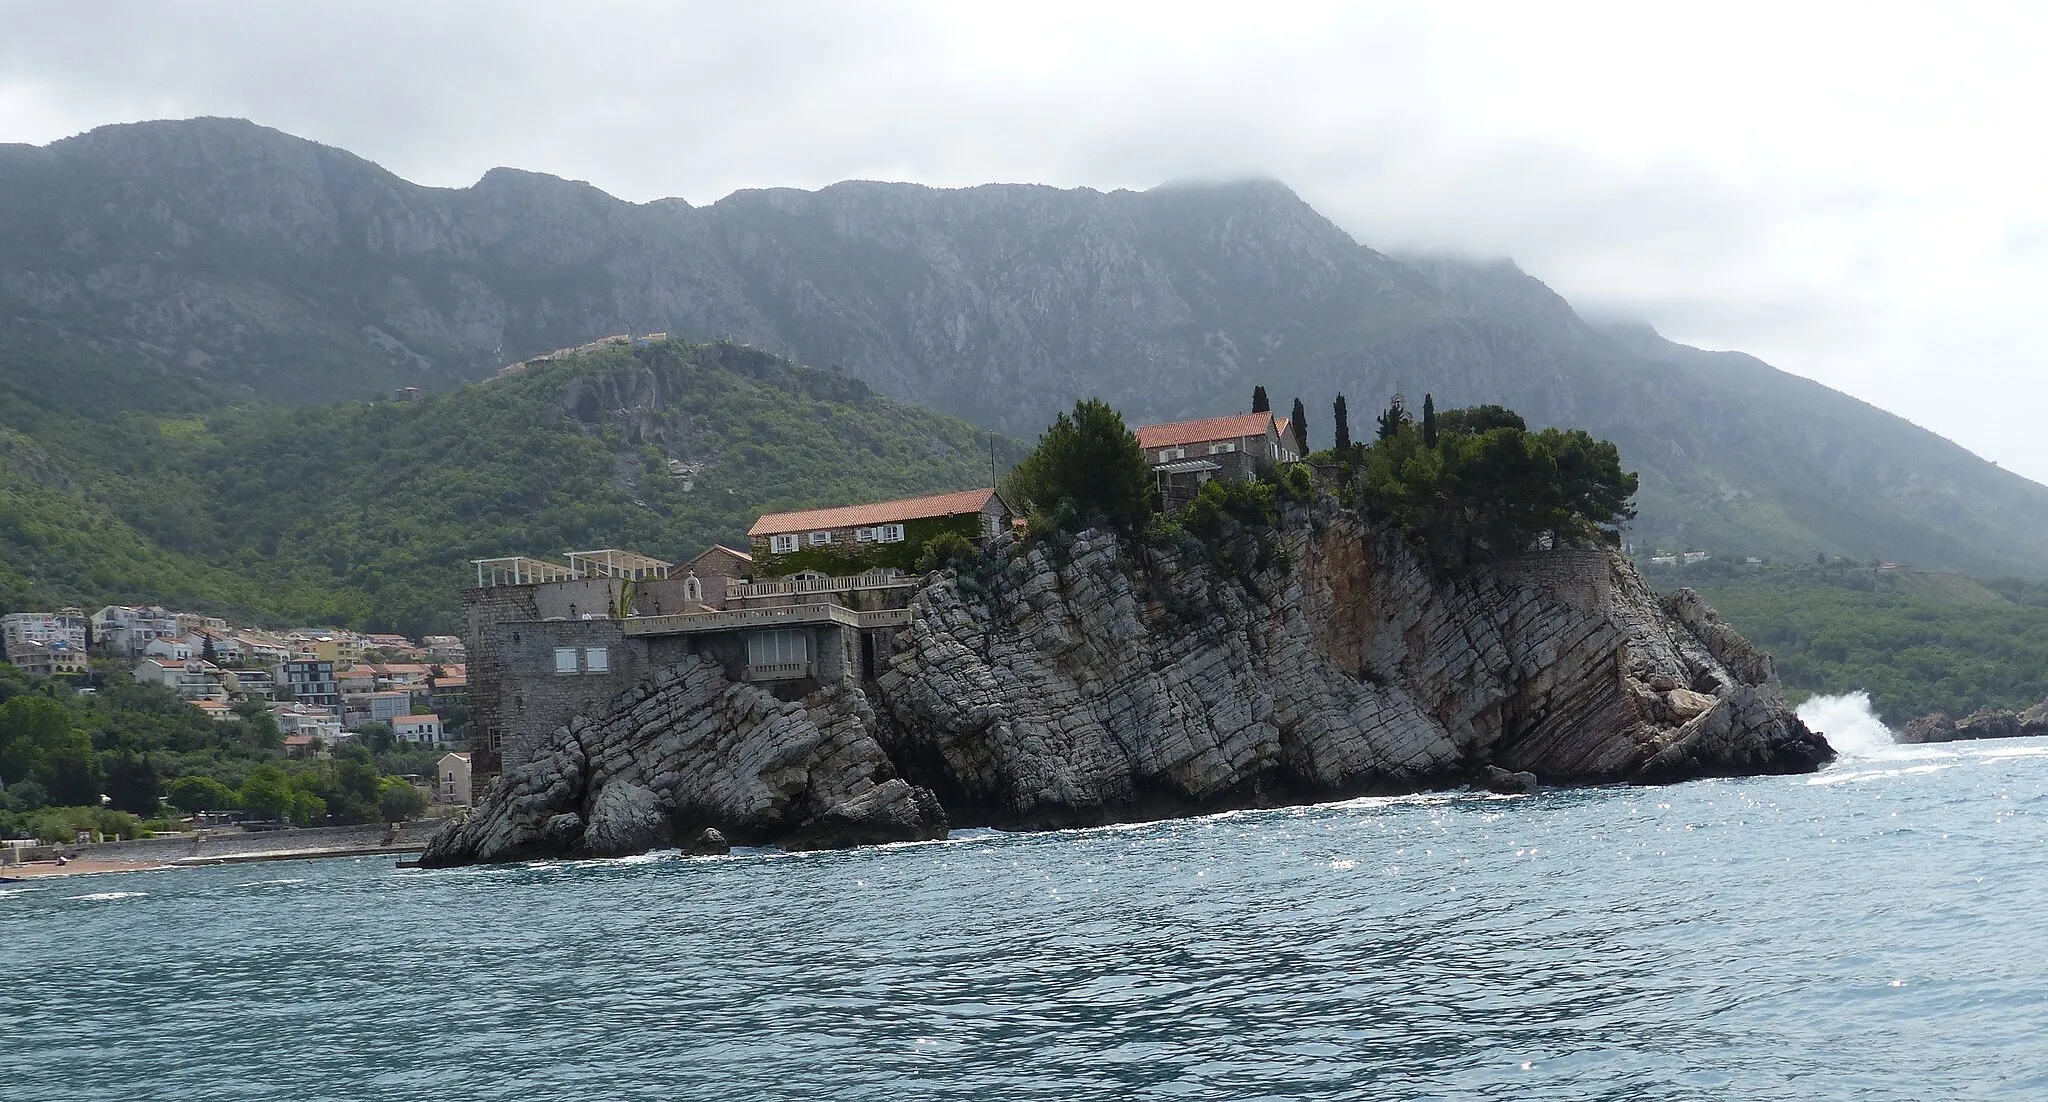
[6,698,2047,1101]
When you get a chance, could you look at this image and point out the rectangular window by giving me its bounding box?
[875,524,906,543]
[747,629,810,667]
[770,534,798,554]
[807,531,834,546]
[585,647,609,674]
[554,647,578,675]
[855,526,875,543]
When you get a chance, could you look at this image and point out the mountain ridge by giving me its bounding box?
[3,116,2045,576]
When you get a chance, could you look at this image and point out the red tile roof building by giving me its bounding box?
[748,489,1008,538]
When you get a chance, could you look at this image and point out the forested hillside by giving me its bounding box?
[5,118,2048,575]
[0,337,1017,634]
[1650,560,2048,722]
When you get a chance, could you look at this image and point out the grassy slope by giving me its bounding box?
[0,336,1019,635]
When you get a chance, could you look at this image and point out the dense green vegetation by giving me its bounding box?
[1003,398,1153,536]
[0,337,1021,635]
[1349,397,1637,568]
[0,662,444,840]
[1650,559,2048,722]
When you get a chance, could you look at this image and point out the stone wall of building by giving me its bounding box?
[485,617,639,777]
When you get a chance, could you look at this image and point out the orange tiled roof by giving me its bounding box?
[1135,412,1274,450]
[749,489,1000,537]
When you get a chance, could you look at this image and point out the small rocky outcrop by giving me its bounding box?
[1957,707,2024,741]
[1481,766,1539,796]
[1897,713,1959,744]
[1898,704,2048,745]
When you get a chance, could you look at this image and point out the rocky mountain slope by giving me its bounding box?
[422,502,1831,865]
[5,118,2048,575]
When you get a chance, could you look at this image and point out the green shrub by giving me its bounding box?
[28,805,143,843]
[916,530,978,573]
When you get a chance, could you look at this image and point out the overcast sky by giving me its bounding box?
[4,2,2044,482]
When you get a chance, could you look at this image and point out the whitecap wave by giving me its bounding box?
[66,890,148,902]
[1798,692,1898,759]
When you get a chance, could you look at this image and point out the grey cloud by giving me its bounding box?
[1,1,2043,481]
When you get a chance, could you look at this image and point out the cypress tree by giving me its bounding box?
[1422,393,1438,446]
[1251,386,1270,414]
[1289,398,1309,456]
[1333,394,1352,454]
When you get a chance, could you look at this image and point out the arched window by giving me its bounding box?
[682,572,702,602]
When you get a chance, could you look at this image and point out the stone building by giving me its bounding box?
[461,492,1022,783]
[462,546,920,780]
[1133,412,1295,510]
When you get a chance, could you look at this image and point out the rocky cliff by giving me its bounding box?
[422,501,1830,866]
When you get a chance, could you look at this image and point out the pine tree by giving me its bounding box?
[1251,386,1270,414]
[1422,393,1438,447]
[1333,394,1352,454]
[200,635,218,665]
[1289,397,1309,456]
[1006,398,1154,534]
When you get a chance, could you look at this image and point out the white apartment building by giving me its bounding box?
[1,608,87,661]
[92,605,181,655]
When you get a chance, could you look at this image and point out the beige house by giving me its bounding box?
[437,752,473,806]
[10,639,87,678]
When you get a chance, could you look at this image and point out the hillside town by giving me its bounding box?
[1,605,469,761]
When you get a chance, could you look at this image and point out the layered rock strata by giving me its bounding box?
[420,658,945,866]
[424,503,1830,866]
[876,507,1828,830]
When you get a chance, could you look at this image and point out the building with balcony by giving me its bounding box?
[2,607,87,661]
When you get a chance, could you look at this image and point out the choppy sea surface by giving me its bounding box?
[6,695,2047,1101]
